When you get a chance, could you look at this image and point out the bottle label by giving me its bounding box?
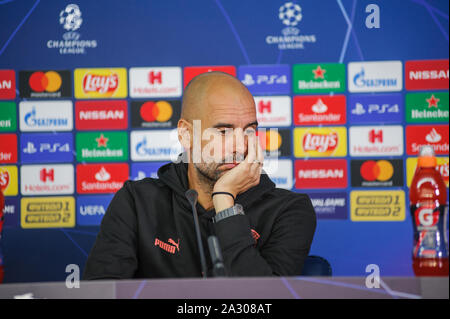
[411,203,448,258]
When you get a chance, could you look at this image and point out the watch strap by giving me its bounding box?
[213,204,244,223]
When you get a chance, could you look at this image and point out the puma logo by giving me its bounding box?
[155,237,180,254]
[168,238,180,252]
[251,229,260,245]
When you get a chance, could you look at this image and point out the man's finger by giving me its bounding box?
[246,135,257,164]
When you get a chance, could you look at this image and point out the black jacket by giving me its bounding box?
[83,157,316,279]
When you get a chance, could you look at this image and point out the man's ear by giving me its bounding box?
[178,119,191,150]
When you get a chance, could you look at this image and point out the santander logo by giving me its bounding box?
[311,98,328,113]
[82,73,119,94]
[303,132,338,153]
[425,128,442,143]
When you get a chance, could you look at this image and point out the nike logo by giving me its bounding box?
[155,237,180,254]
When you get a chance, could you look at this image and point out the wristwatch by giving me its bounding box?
[213,203,245,223]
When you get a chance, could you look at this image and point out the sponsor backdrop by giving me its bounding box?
[0,0,448,282]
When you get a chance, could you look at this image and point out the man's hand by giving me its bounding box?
[212,136,264,213]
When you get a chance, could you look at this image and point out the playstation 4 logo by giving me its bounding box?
[20,133,74,163]
[238,65,290,95]
[23,142,38,154]
[241,74,288,86]
[352,103,400,115]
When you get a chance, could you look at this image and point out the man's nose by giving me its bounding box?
[233,128,247,156]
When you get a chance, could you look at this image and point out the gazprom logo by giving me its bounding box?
[24,106,68,127]
[348,61,403,93]
[135,137,174,157]
[20,101,73,132]
[353,68,398,89]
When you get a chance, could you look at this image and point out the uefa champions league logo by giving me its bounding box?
[279,2,302,27]
[47,3,97,54]
[265,2,316,50]
[59,4,83,32]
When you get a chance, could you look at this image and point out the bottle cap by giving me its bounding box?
[418,145,437,168]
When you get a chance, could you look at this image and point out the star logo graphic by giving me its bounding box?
[426,94,440,108]
[312,65,326,79]
[96,133,109,148]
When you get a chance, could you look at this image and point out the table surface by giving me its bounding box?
[0,276,448,299]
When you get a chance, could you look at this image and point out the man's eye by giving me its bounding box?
[245,128,256,135]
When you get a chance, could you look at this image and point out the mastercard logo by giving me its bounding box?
[28,71,62,92]
[140,101,173,122]
[258,130,282,151]
[360,160,394,181]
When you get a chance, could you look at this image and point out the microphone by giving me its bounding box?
[207,236,227,277]
[185,189,208,279]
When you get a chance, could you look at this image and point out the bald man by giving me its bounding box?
[83,72,316,279]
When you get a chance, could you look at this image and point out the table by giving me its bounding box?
[0,276,448,299]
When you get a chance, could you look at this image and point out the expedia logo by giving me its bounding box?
[351,159,403,187]
[19,71,71,98]
[294,127,347,157]
[21,196,75,228]
[74,68,127,99]
[131,100,181,128]
[350,190,405,221]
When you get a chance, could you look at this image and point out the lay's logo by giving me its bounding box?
[294,127,347,157]
[83,73,118,94]
[303,131,338,153]
[75,68,127,99]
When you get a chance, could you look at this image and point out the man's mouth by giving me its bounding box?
[219,162,238,169]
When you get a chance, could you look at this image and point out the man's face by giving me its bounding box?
[192,84,258,182]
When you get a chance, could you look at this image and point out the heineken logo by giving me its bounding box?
[406,92,449,123]
[76,132,128,162]
[293,63,345,93]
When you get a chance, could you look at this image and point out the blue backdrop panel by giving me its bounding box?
[0,0,448,282]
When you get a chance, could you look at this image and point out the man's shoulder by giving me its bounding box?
[121,177,170,198]
[267,187,316,217]
[269,187,312,202]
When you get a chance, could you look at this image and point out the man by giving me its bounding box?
[83,71,316,279]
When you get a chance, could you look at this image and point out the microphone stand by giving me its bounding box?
[185,189,227,278]
[185,189,208,278]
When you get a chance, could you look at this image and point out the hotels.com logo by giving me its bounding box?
[148,71,162,85]
[39,168,54,182]
[82,73,119,94]
[369,129,383,144]
[129,67,182,98]
[258,100,272,114]
[254,96,292,127]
